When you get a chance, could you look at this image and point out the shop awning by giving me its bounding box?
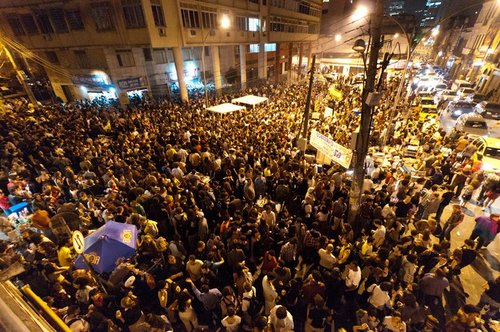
[206,103,246,114]
[231,95,269,106]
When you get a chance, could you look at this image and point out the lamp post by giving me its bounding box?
[348,0,385,223]
[201,14,230,108]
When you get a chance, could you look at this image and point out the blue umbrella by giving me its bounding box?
[74,221,137,274]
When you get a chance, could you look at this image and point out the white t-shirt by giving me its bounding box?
[318,249,337,270]
[346,266,361,288]
[221,315,241,332]
[367,284,390,309]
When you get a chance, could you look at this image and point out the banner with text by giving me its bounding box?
[310,130,353,168]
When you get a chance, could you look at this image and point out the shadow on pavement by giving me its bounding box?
[481,249,500,272]
[471,254,498,281]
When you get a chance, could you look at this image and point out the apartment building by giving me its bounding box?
[0,0,321,103]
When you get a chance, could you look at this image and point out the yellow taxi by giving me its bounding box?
[418,97,438,123]
[471,136,500,172]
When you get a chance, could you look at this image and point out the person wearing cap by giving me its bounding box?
[440,204,464,241]
[469,213,500,249]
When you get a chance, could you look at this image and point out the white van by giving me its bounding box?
[451,79,473,91]
[454,113,489,137]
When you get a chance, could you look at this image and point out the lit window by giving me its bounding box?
[249,44,260,53]
[249,17,259,31]
[264,43,276,52]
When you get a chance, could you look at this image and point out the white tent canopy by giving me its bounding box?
[206,103,246,114]
[231,95,269,106]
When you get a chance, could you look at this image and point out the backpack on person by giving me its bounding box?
[243,290,262,317]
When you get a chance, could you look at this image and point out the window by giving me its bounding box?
[46,51,59,64]
[143,48,152,61]
[73,50,90,69]
[153,48,168,63]
[74,50,90,69]
[236,16,248,31]
[151,0,165,27]
[181,9,200,28]
[249,17,259,31]
[264,43,276,52]
[122,0,146,28]
[49,8,69,33]
[6,17,25,36]
[91,3,115,31]
[182,48,192,61]
[116,50,135,67]
[35,12,54,34]
[66,10,84,30]
[20,14,39,34]
[249,44,259,53]
[202,12,217,29]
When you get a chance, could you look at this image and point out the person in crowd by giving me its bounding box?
[0,78,498,332]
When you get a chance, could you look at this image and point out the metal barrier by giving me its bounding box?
[21,284,71,332]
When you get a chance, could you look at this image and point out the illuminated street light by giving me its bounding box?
[335,34,342,42]
[394,33,400,38]
[220,14,230,29]
[352,5,369,21]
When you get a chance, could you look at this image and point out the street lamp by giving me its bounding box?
[201,15,231,108]
[352,5,369,21]
[352,39,367,53]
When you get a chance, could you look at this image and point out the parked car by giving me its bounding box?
[451,79,473,91]
[454,113,489,137]
[456,87,475,100]
[418,97,438,122]
[475,102,500,138]
[439,101,475,133]
[470,136,500,172]
[434,89,457,105]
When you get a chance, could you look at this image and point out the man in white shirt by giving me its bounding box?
[269,305,294,332]
[372,220,386,248]
[186,254,204,282]
[261,205,276,229]
[344,261,362,291]
[318,244,337,270]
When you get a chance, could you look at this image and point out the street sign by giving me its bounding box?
[72,231,85,254]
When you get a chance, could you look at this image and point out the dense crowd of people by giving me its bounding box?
[0,74,499,332]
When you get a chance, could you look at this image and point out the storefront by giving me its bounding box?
[72,72,116,101]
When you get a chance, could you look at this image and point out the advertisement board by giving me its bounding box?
[310,130,353,168]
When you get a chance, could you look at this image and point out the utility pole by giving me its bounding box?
[302,54,316,139]
[1,44,37,105]
[348,0,384,222]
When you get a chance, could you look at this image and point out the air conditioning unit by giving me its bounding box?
[209,29,215,36]
[189,29,197,37]
[42,34,52,41]
[158,27,166,36]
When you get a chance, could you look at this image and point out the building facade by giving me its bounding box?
[0,0,321,103]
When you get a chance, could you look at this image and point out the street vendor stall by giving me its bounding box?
[206,103,246,114]
[231,95,269,107]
